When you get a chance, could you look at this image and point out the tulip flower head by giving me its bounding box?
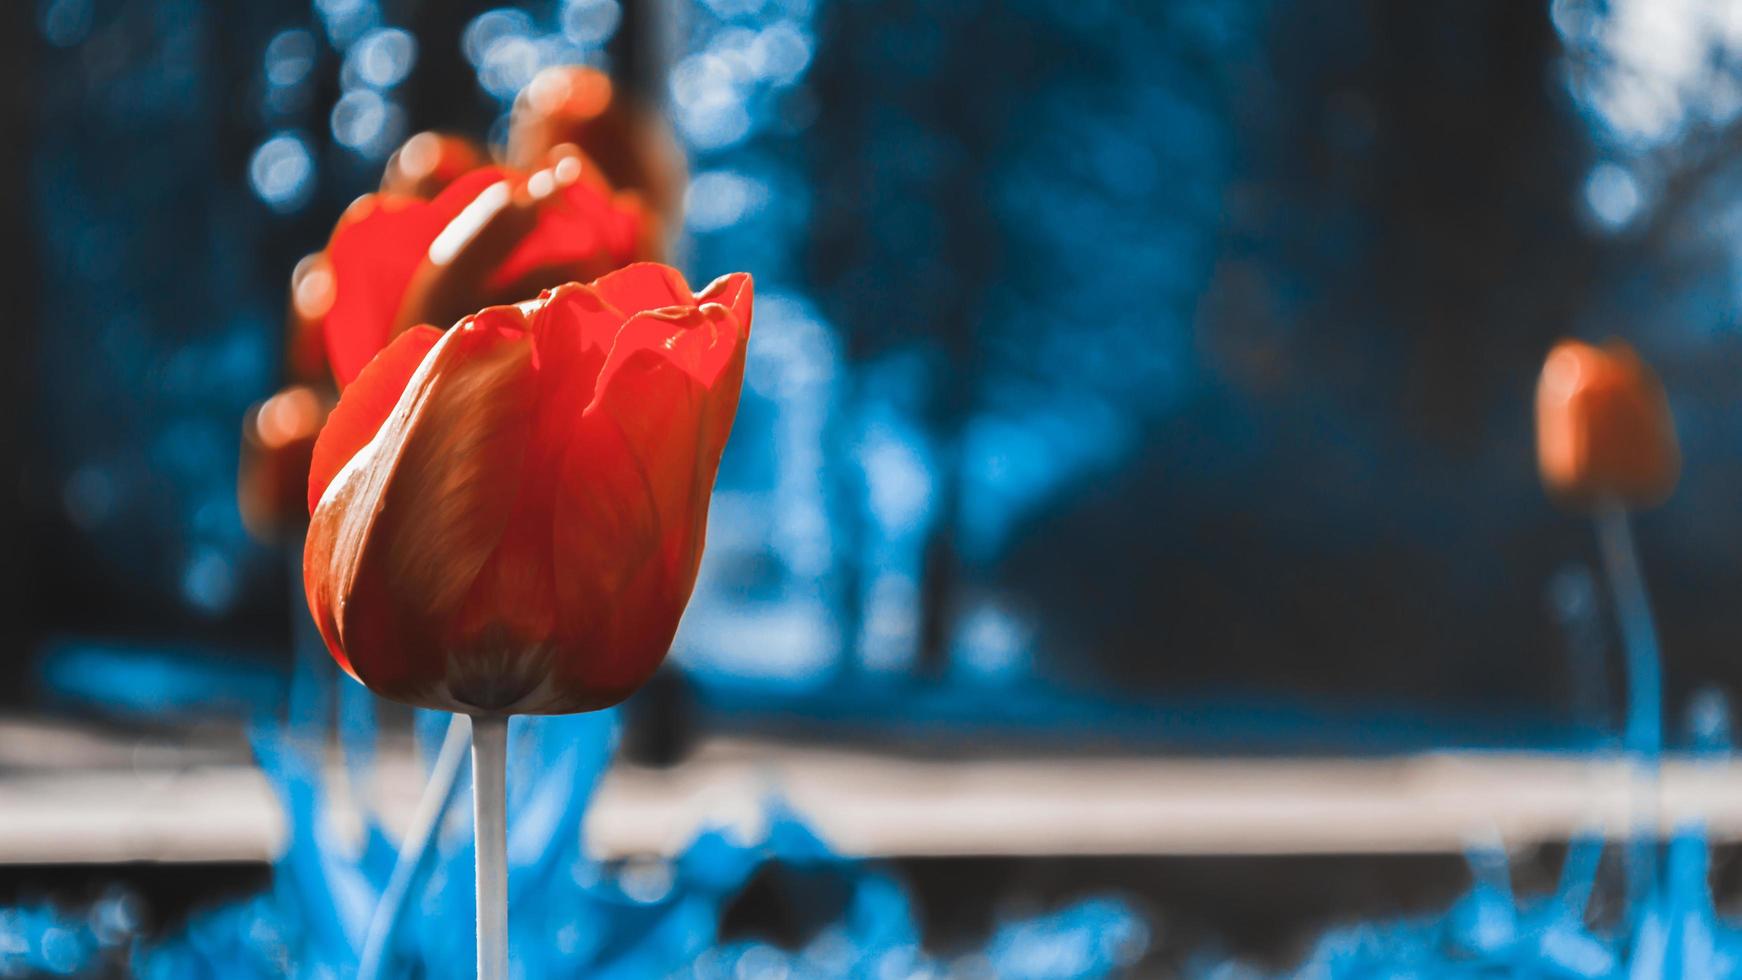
[304,263,752,715]
[507,65,688,237]
[1535,339,1680,509]
[322,155,652,389]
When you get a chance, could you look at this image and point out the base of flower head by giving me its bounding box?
[439,643,566,714]
[374,641,643,715]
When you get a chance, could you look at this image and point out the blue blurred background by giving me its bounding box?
[12,0,1742,752]
[12,0,1742,975]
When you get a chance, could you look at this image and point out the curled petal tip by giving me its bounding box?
[697,271,754,331]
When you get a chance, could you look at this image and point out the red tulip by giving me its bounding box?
[322,158,652,389]
[303,263,753,714]
[1535,339,1680,508]
[507,66,688,240]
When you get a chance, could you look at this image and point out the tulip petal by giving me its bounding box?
[307,325,443,513]
[490,178,643,295]
[551,302,749,705]
[527,283,626,465]
[440,286,628,676]
[393,179,532,335]
[695,271,754,330]
[306,309,540,708]
[369,311,538,625]
[589,262,696,318]
[324,195,448,388]
[323,169,515,387]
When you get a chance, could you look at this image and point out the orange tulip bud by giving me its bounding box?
[303,264,752,715]
[1535,339,1680,509]
[238,385,333,541]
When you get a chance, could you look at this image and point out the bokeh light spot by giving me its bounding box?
[331,89,405,157]
[464,8,535,67]
[1585,161,1644,229]
[345,27,416,89]
[686,171,769,231]
[263,29,317,88]
[181,549,237,615]
[248,133,315,212]
[561,0,622,47]
[39,0,93,48]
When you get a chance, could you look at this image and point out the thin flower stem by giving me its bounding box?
[1593,497,1662,912]
[471,713,509,980]
[358,714,472,980]
[1594,500,1663,759]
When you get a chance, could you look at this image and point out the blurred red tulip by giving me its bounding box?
[323,158,651,389]
[239,385,334,541]
[303,264,753,714]
[1535,339,1680,508]
[284,253,338,387]
[507,65,688,240]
